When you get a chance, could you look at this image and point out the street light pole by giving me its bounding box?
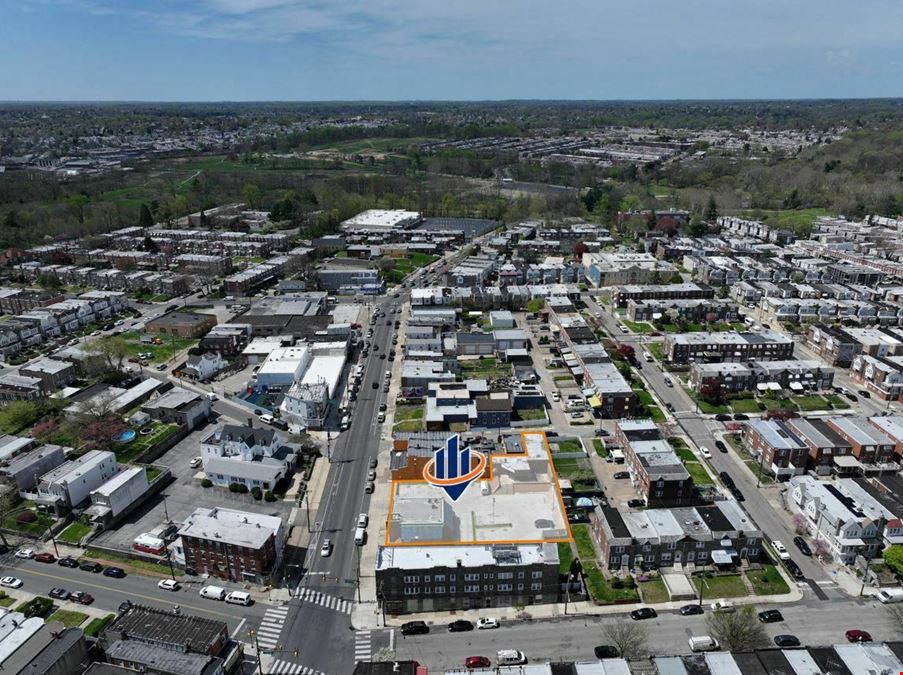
[859,554,873,597]
[248,629,265,675]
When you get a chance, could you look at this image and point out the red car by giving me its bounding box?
[845,629,872,643]
[34,552,56,563]
[465,656,491,669]
[69,591,94,605]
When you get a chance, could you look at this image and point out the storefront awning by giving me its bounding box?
[711,550,735,565]
[588,395,603,409]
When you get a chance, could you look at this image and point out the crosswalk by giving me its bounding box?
[296,588,353,614]
[268,660,330,675]
[255,605,290,650]
[354,630,371,663]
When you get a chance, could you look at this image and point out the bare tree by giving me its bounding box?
[602,620,648,659]
[88,335,129,372]
[706,606,769,651]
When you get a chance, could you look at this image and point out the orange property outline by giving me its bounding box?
[384,430,575,547]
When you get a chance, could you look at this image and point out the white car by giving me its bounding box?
[0,577,23,589]
[476,617,500,630]
[357,513,369,528]
[189,456,203,469]
[320,539,333,557]
[14,548,34,559]
[699,447,712,459]
[158,579,180,591]
[772,540,791,561]
[710,600,735,613]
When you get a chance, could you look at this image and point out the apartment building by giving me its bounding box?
[19,357,78,394]
[626,298,739,324]
[424,380,512,430]
[744,419,809,479]
[688,359,834,395]
[850,353,903,402]
[805,324,863,366]
[582,251,678,287]
[613,283,714,312]
[663,329,794,364]
[34,449,118,511]
[375,543,560,614]
[616,420,694,507]
[593,501,761,572]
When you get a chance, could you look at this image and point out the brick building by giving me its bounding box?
[616,420,695,507]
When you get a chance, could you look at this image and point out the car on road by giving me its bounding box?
[679,604,704,616]
[358,513,369,528]
[70,591,94,605]
[155,363,167,371]
[365,481,375,493]
[189,456,203,469]
[378,403,387,412]
[371,382,378,389]
[774,634,801,648]
[730,486,745,502]
[103,566,126,578]
[758,609,784,623]
[715,440,727,453]
[845,392,858,402]
[793,536,812,557]
[476,617,499,630]
[368,457,378,469]
[858,389,871,398]
[784,559,805,580]
[401,621,429,636]
[0,577,23,588]
[14,548,34,559]
[845,629,872,642]
[34,552,55,563]
[158,579,180,591]
[48,587,70,600]
[771,540,791,560]
[715,413,732,422]
[464,657,491,669]
[663,377,673,387]
[630,607,657,620]
[710,600,735,613]
[627,498,645,508]
[448,619,474,632]
[733,413,749,421]
[665,402,675,412]
[699,446,712,459]
[613,471,630,479]
[320,539,333,557]
[593,645,620,658]
[58,557,79,568]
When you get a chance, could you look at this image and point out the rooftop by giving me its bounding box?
[177,506,282,549]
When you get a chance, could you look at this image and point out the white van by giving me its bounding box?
[354,527,366,546]
[260,413,275,425]
[225,590,252,606]
[199,585,227,600]
[497,650,527,666]
[877,588,903,604]
[688,636,720,652]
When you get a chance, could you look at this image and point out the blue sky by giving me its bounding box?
[1,0,902,101]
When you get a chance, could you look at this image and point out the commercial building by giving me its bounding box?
[198,323,253,355]
[103,602,230,660]
[582,251,678,287]
[142,389,211,431]
[663,329,794,364]
[616,420,694,507]
[424,380,512,430]
[341,209,421,232]
[176,506,285,584]
[146,311,217,339]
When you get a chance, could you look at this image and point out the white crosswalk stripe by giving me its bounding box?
[297,588,352,614]
[254,604,291,651]
[269,662,330,675]
[354,630,371,662]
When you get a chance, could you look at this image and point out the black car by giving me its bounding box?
[613,471,630,480]
[48,587,69,600]
[58,557,79,568]
[845,392,858,402]
[730,487,745,502]
[758,609,784,623]
[719,471,735,488]
[679,604,704,616]
[447,620,474,632]
[79,562,103,573]
[594,645,620,658]
[379,403,387,412]
[774,634,801,648]
[715,413,732,422]
[630,608,657,620]
[627,498,645,508]
[715,440,727,453]
[733,413,749,421]
[401,621,429,636]
[665,402,675,412]
[784,559,805,580]
[380,354,386,359]
[793,536,812,557]
[372,382,378,389]
[858,389,871,399]
[103,566,126,578]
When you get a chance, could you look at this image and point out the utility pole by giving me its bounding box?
[698,574,708,608]
[161,493,171,523]
[326,431,332,464]
[354,544,362,603]
[302,490,311,532]
[859,553,873,597]
[165,549,177,582]
[248,630,265,675]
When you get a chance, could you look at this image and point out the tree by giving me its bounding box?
[573,242,589,258]
[686,217,708,237]
[813,537,831,561]
[884,545,903,579]
[80,416,127,450]
[37,272,62,292]
[616,344,636,362]
[602,620,648,660]
[0,400,42,434]
[526,298,545,313]
[67,194,89,224]
[699,381,726,405]
[241,183,261,209]
[706,605,769,651]
[138,203,154,228]
[704,195,719,222]
[619,195,641,213]
[143,235,159,253]
[791,513,808,535]
[88,336,130,372]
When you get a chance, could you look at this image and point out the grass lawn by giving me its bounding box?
[825,394,850,409]
[647,343,665,362]
[737,207,828,236]
[592,439,608,457]
[724,433,775,484]
[121,331,198,364]
[58,520,92,545]
[759,398,798,412]
[747,565,791,595]
[0,592,15,608]
[791,395,832,412]
[393,405,424,433]
[3,511,54,535]
[693,395,730,414]
[83,614,116,638]
[572,524,597,561]
[584,563,640,603]
[513,408,546,421]
[675,447,696,462]
[116,423,180,463]
[692,573,747,598]
[621,320,655,334]
[640,576,670,604]
[48,609,89,628]
[552,457,596,483]
[83,549,172,577]
[558,542,576,574]
[646,405,666,423]
[684,461,713,485]
[146,467,163,482]
[551,439,583,454]
[459,357,513,380]
[730,398,762,414]
[668,436,689,450]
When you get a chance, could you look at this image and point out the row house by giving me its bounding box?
[612,282,715,308]
[582,252,678,287]
[626,298,739,324]
[827,417,896,465]
[869,416,903,460]
[786,418,853,475]
[616,420,694,507]
[174,253,233,277]
[717,216,795,245]
[0,288,64,315]
[0,373,43,405]
[744,419,809,479]
[850,354,903,402]
[663,330,794,364]
[805,325,863,366]
[688,359,834,395]
[593,501,761,572]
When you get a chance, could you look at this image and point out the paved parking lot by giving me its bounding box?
[595,456,637,507]
[92,419,296,552]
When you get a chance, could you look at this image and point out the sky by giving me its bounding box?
[1,0,902,101]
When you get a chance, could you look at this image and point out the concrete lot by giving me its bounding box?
[92,418,295,552]
[595,457,637,507]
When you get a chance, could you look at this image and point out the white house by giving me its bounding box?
[200,425,294,490]
[34,450,118,510]
[85,466,152,525]
[183,352,226,382]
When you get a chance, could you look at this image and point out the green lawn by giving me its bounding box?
[675,447,695,462]
[791,395,832,412]
[592,439,608,458]
[552,457,597,483]
[621,320,655,334]
[584,563,640,603]
[640,576,670,604]
[146,467,163,482]
[551,439,583,454]
[0,592,15,608]
[736,207,829,236]
[121,331,198,363]
[58,520,92,545]
[513,407,547,421]
[684,461,713,485]
[825,394,850,409]
[692,573,747,598]
[646,405,666,423]
[48,609,89,628]
[730,398,762,414]
[558,542,576,574]
[759,397,798,412]
[83,549,172,577]
[724,434,775,484]
[647,343,665,361]
[84,614,116,637]
[3,511,54,535]
[117,423,180,463]
[692,392,730,414]
[572,524,597,561]
[393,405,424,433]
[459,357,513,380]
[747,565,791,595]
[668,436,689,450]
[383,253,437,284]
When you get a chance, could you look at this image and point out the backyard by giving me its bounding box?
[639,576,671,604]
[115,422,181,463]
[48,609,89,628]
[552,457,598,490]
[393,405,424,433]
[747,565,791,595]
[549,438,584,454]
[458,357,513,380]
[558,541,576,574]
[58,519,92,545]
[121,331,198,364]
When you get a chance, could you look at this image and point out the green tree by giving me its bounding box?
[67,194,89,224]
[241,183,261,209]
[0,400,42,434]
[619,195,641,213]
[37,272,62,291]
[526,298,545,313]
[138,203,154,228]
[687,217,708,237]
[704,195,719,222]
[88,336,130,372]
[884,545,903,578]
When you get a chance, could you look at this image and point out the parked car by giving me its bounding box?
[733,413,749,421]
[365,481,375,493]
[630,607,657,620]
[48,587,70,600]
[79,562,104,573]
[613,471,630,479]
[58,557,79,568]
[368,457,378,469]
[710,600,735,613]
[663,377,673,387]
[70,591,94,605]
[715,441,727,453]
[719,471,735,488]
[730,486,745,502]
[784,559,805,580]
[401,621,429,636]
[845,629,872,643]
[679,604,704,616]
[627,498,645,508]
[858,389,871,399]
[158,579,180,591]
[0,577,23,588]
[476,617,499,630]
[715,414,732,422]
[793,536,812,557]
[774,634,801,648]
[103,566,126,578]
[34,552,55,563]
[594,645,620,658]
[14,548,34,559]
[758,609,784,623]
[448,620,474,632]
[845,393,858,402]
[699,446,712,459]
[771,540,791,561]
[189,456,203,469]
[464,657,491,669]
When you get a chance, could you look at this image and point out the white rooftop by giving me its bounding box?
[177,506,282,550]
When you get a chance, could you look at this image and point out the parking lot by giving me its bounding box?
[595,455,637,508]
[92,417,296,552]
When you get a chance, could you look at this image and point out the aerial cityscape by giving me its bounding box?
[0,2,902,675]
